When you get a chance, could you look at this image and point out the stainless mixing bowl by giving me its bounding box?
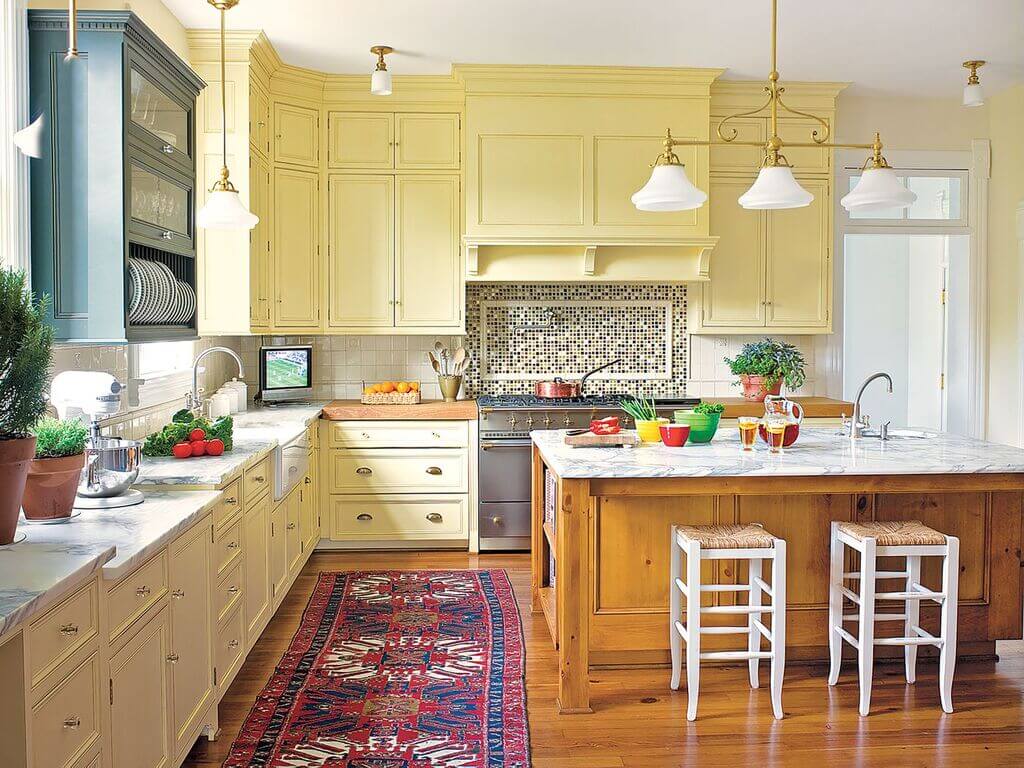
[77,437,143,498]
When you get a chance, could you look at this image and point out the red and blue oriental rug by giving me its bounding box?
[223,569,529,767]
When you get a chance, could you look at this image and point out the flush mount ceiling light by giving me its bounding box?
[370,45,393,96]
[634,0,916,213]
[962,60,986,107]
[196,0,258,231]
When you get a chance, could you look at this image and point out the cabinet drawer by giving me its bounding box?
[331,449,467,494]
[243,456,271,500]
[215,559,244,623]
[28,580,99,688]
[331,495,467,539]
[108,551,168,641]
[31,652,101,768]
[216,604,245,690]
[215,517,244,575]
[328,420,467,448]
[214,478,242,530]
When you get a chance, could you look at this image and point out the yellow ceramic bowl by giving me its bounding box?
[636,418,670,443]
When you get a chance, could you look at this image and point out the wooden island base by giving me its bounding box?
[531,446,1024,714]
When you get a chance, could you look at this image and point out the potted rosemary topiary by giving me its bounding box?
[0,269,53,541]
[724,338,806,402]
[23,418,88,521]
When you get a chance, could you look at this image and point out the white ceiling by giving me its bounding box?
[163,0,1024,98]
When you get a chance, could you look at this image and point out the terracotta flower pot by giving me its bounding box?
[0,436,37,543]
[22,453,86,522]
[739,374,783,402]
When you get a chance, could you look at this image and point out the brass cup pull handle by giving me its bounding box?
[161,230,173,240]
[136,585,151,597]
[171,589,185,599]
[355,467,373,475]
[225,496,238,505]
[227,585,240,594]
[432,432,441,439]
[361,432,370,439]
[227,541,240,549]
[304,476,312,484]
[161,144,174,154]
[166,653,179,663]
[356,513,373,522]
[425,466,443,476]
[227,639,239,649]
[286,522,296,530]
[62,716,81,730]
[252,475,265,483]
[426,512,443,523]
[59,623,79,635]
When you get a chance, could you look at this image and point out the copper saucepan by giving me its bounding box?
[534,359,622,398]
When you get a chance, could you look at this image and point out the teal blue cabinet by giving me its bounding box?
[28,10,204,342]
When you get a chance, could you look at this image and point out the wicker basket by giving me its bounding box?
[360,391,421,405]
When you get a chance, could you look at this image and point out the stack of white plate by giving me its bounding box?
[127,258,195,325]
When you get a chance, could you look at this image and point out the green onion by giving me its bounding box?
[620,395,658,422]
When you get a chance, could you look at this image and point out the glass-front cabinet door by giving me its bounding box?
[129,160,194,254]
[128,64,193,171]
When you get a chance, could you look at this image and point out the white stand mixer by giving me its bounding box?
[50,371,145,510]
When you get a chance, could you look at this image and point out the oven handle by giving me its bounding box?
[480,439,534,451]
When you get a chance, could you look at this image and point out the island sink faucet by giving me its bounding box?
[186,346,245,413]
[847,372,893,439]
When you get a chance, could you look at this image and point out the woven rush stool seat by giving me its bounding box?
[674,523,775,549]
[837,520,947,547]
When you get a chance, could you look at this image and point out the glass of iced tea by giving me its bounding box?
[738,416,759,450]
[765,414,788,454]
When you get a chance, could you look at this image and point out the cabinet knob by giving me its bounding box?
[225,496,238,505]
[171,589,185,599]
[286,522,296,530]
[361,432,370,439]
[491,516,503,526]
[161,144,174,154]
[227,585,240,594]
[161,231,173,240]
[227,541,240,549]
[62,716,81,730]
[166,653,180,663]
[432,432,441,439]
[355,466,373,475]
[228,639,240,649]
[426,512,443,523]
[59,623,79,636]
[304,476,312,484]
[252,475,265,482]
[356,513,373,521]
[257,120,266,127]
[425,466,443,476]
[135,585,151,597]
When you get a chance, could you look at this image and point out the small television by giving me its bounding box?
[259,345,313,403]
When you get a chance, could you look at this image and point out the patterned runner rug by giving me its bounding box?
[224,570,529,767]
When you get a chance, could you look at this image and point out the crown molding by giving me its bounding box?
[712,79,848,113]
[453,64,724,98]
[322,73,464,107]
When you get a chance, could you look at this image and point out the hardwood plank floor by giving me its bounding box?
[183,550,1024,767]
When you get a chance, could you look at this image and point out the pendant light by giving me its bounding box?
[962,60,985,107]
[370,46,393,96]
[634,0,915,213]
[196,0,258,231]
[13,115,45,159]
[65,0,79,60]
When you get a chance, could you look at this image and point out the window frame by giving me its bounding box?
[128,340,196,409]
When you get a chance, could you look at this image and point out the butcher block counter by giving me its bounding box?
[707,396,853,419]
[321,399,478,420]
[530,427,1024,713]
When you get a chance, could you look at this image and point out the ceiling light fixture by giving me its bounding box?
[634,0,916,213]
[196,0,258,231]
[65,0,79,60]
[962,60,985,107]
[370,45,393,96]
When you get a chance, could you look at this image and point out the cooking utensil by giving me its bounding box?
[534,359,622,398]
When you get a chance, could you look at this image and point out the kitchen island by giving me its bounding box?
[531,428,1024,713]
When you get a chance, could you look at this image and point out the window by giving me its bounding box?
[130,340,196,407]
[839,169,969,229]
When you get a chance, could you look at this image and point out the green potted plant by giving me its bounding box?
[0,270,53,542]
[725,338,806,402]
[22,418,88,521]
[674,402,725,444]
[620,395,667,443]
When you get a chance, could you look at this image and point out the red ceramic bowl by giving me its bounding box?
[758,422,800,447]
[660,423,691,447]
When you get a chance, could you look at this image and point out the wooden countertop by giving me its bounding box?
[321,399,478,420]
[706,396,853,419]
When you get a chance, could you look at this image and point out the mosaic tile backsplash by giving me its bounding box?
[464,284,689,398]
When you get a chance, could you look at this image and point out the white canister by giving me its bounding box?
[225,378,248,412]
[208,392,231,419]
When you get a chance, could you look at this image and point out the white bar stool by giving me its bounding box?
[828,520,959,715]
[669,523,787,721]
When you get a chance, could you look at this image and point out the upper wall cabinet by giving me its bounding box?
[29,10,204,343]
[327,112,460,170]
[274,103,319,167]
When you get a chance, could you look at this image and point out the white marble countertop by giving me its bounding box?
[135,403,325,488]
[533,427,1024,479]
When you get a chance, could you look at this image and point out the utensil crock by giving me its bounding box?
[438,374,463,403]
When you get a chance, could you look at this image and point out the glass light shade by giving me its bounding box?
[840,167,917,212]
[962,82,984,107]
[737,166,814,209]
[197,188,258,230]
[13,114,45,159]
[371,68,392,96]
[631,163,707,211]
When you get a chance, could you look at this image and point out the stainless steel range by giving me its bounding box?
[477,394,700,550]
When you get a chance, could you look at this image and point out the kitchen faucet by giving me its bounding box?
[185,346,245,412]
[847,372,893,439]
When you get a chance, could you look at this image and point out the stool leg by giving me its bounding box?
[904,554,922,684]
[669,527,682,691]
[939,536,959,714]
[827,522,844,686]
[747,557,762,689]
[685,540,702,722]
[770,540,787,720]
[858,538,877,716]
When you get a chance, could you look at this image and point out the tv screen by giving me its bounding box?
[260,346,312,395]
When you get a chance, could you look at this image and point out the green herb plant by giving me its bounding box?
[31,417,88,459]
[693,402,725,416]
[724,338,807,391]
[0,270,53,441]
[620,395,659,422]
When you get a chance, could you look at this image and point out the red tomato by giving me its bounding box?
[205,438,225,456]
[190,440,207,457]
[172,442,192,459]
[189,428,206,442]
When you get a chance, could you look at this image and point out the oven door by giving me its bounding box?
[478,437,533,551]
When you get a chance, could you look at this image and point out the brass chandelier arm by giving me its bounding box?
[773,91,832,144]
[716,90,775,142]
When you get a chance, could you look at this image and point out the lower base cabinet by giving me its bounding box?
[243,491,272,641]
[270,498,289,603]
[31,651,102,768]
[286,488,303,575]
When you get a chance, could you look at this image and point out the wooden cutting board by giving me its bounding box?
[564,430,641,448]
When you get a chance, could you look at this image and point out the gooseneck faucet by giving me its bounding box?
[848,372,893,439]
[186,346,244,412]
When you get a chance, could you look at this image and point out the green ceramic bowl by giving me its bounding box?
[673,410,721,443]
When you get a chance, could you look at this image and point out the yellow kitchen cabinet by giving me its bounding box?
[109,607,172,768]
[273,167,320,328]
[286,486,303,576]
[301,468,319,555]
[242,491,272,643]
[167,518,213,759]
[249,81,271,160]
[274,102,319,167]
[327,111,460,171]
[328,112,394,169]
[395,113,460,170]
[270,498,289,605]
[248,153,272,331]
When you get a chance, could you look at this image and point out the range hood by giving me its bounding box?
[464,236,718,283]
